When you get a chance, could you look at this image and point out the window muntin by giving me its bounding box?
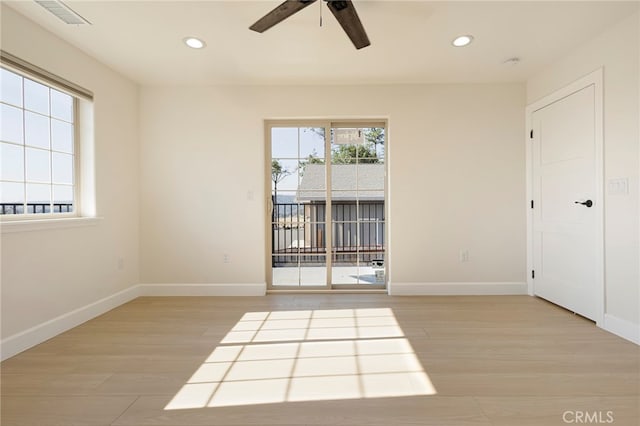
[1,67,77,216]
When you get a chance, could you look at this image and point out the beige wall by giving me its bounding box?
[139,84,526,287]
[0,6,140,337]
[527,13,640,325]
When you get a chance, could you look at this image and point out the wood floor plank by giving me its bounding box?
[0,396,138,426]
[92,373,194,396]
[0,354,206,375]
[429,372,639,397]
[1,373,112,395]
[421,355,640,375]
[112,395,491,425]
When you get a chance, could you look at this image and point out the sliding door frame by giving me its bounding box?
[265,119,388,292]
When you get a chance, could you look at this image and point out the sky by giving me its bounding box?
[272,127,324,193]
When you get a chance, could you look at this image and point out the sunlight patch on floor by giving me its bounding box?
[165,308,436,409]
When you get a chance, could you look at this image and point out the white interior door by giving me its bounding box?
[531,84,600,321]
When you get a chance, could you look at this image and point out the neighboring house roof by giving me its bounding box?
[297,164,384,202]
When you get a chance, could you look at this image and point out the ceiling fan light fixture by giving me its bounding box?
[183,37,206,49]
[452,35,474,47]
[249,0,370,49]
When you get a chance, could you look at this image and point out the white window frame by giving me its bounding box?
[0,51,98,231]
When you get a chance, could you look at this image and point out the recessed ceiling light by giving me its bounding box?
[452,35,474,47]
[183,37,206,49]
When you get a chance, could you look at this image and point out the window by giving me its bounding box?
[1,67,77,216]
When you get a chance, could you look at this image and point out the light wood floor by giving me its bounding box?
[1,295,639,426]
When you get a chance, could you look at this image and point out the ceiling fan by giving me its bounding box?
[249,0,370,50]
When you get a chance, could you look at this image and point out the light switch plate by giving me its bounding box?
[607,178,629,195]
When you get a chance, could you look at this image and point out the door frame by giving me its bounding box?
[525,68,605,326]
[264,118,389,292]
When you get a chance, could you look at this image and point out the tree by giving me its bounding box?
[298,149,325,175]
[331,143,379,164]
[302,127,384,164]
[365,127,385,160]
[271,159,292,201]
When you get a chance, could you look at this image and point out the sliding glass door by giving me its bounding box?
[266,121,386,290]
[269,126,327,287]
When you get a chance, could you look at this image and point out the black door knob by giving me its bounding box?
[574,200,593,207]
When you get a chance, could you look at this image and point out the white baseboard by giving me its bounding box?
[139,283,266,297]
[389,282,528,296]
[0,283,266,361]
[602,314,640,345]
[0,285,141,361]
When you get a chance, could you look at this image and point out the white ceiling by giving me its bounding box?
[4,1,639,86]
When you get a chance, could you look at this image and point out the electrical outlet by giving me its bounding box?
[459,250,469,263]
[117,257,125,270]
[223,253,231,263]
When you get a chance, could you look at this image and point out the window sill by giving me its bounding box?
[0,217,102,233]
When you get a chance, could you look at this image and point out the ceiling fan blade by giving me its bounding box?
[326,0,370,49]
[250,0,318,33]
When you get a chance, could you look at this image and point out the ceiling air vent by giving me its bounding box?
[34,1,91,25]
